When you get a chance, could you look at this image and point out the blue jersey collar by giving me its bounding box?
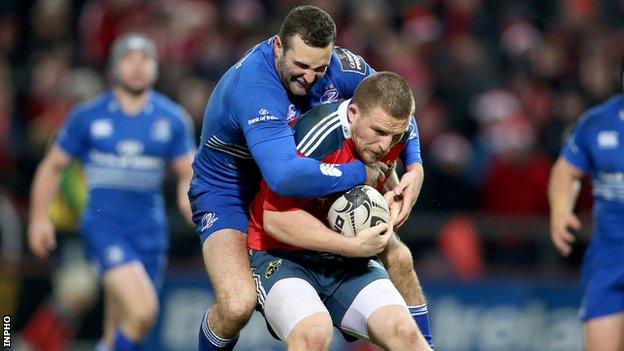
[107,89,154,117]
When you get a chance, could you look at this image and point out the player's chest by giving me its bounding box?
[309,79,342,107]
[86,115,172,157]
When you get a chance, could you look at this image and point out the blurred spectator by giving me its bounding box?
[479,117,551,216]
[419,132,477,212]
[438,214,484,281]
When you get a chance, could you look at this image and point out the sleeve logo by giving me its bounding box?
[248,108,280,125]
[597,131,618,149]
[201,212,219,232]
[335,47,366,75]
[320,163,343,177]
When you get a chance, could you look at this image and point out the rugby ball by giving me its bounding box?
[327,185,390,237]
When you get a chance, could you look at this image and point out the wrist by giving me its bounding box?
[331,234,355,257]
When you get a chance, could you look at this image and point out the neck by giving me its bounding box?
[113,87,149,115]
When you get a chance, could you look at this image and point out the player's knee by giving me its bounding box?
[292,325,331,351]
[126,298,159,334]
[218,294,256,326]
[393,320,419,346]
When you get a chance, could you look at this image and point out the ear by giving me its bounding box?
[274,35,283,59]
[347,103,359,123]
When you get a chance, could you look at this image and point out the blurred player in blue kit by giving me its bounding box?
[247,72,432,351]
[190,5,433,350]
[549,65,624,351]
[27,33,196,351]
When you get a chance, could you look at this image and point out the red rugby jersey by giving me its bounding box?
[247,100,411,250]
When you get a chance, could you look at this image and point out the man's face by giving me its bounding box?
[349,104,409,165]
[274,34,332,96]
[116,50,157,95]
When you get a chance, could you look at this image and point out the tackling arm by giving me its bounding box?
[251,135,368,197]
[263,208,390,258]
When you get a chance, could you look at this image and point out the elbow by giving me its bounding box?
[264,172,300,197]
[262,211,281,237]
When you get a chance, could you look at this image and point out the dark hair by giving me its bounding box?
[279,5,336,51]
[352,72,415,120]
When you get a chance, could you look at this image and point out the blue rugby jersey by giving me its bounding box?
[191,36,421,204]
[56,90,195,249]
[562,94,624,242]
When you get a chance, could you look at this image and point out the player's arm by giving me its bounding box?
[240,85,373,197]
[28,145,72,259]
[263,209,390,258]
[169,109,197,227]
[261,189,390,257]
[171,153,195,227]
[392,116,424,228]
[548,157,584,256]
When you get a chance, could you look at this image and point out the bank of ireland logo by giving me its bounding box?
[320,87,339,104]
[201,212,219,232]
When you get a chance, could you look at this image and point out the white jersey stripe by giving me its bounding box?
[211,136,251,155]
[302,119,342,157]
[296,112,339,150]
[205,141,253,159]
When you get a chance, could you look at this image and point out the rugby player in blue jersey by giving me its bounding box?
[191,6,432,350]
[28,33,196,351]
[549,78,624,351]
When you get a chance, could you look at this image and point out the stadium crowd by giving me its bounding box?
[3,0,622,221]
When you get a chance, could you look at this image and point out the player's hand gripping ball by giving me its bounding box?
[327,185,390,237]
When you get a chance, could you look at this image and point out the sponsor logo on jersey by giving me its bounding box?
[201,212,219,232]
[286,104,297,123]
[320,87,340,104]
[265,259,282,278]
[105,246,124,265]
[116,139,144,156]
[91,119,113,138]
[320,163,342,177]
[152,118,171,142]
[248,114,279,125]
[335,47,367,75]
[597,131,619,149]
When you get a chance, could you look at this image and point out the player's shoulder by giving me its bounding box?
[577,94,624,129]
[150,90,183,114]
[230,40,289,108]
[69,92,112,120]
[329,46,369,76]
[149,91,194,134]
[293,102,344,159]
[398,118,417,144]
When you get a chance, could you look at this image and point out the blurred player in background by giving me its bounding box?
[548,64,624,351]
[19,161,100,351]
[27,33,195,351]
[248,72,431,351]
[190,6,432,350]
